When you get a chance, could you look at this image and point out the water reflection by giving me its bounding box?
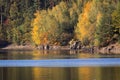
[0,50,120,80]
[1,50,120,60]
[0,67,120,80]
[0,50,73,60]
[101,67,120,80]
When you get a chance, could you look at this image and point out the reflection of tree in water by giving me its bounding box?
[1,67,120,80]
[101,67,120,80]
[0,67,33,80]
[32,67,69,80]
[78,67,94,80]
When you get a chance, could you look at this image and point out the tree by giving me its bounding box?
[31,10,59,45]
[9,2,23,44]
[31,1,79,46]
[51,1,73,45]
[112,1,120,43]
[75,0,115,46]
[95,0,115,47]
[95,13,112,46]
[33,0,41,10]
[75,1,98,46]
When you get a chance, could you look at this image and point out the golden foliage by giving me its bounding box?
[75,1,92,42]
[31,11,47,45]
[31,25,40,45]
[75,1,101,45]
[31,10,59,45]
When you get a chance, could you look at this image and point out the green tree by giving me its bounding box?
[9,2,23,44]
[95,13,113,47]
[34,0,41,10]
[95,0,115,47]
[112,1,120,43]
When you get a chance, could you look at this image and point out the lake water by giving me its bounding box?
[0,50,120,80]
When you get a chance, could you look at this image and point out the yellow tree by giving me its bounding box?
[31,11,44,45]
[75,1,92,45]
[75,0,99,46]
[31,10,59,45]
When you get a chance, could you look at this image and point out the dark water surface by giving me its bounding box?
[0,50,120,80]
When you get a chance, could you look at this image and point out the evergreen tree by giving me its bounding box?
[112,1,120,43]
[95,0,115,46]
[9,2,23,44]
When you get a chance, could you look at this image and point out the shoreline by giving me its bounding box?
[0,43,120,54]
[98,43,120,54]
[0,44,35,51]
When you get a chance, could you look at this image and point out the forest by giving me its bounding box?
[0,0,120,47]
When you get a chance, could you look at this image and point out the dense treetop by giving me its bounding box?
[0,0,120,47]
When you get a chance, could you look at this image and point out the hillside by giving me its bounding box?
[0,0,120,48]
